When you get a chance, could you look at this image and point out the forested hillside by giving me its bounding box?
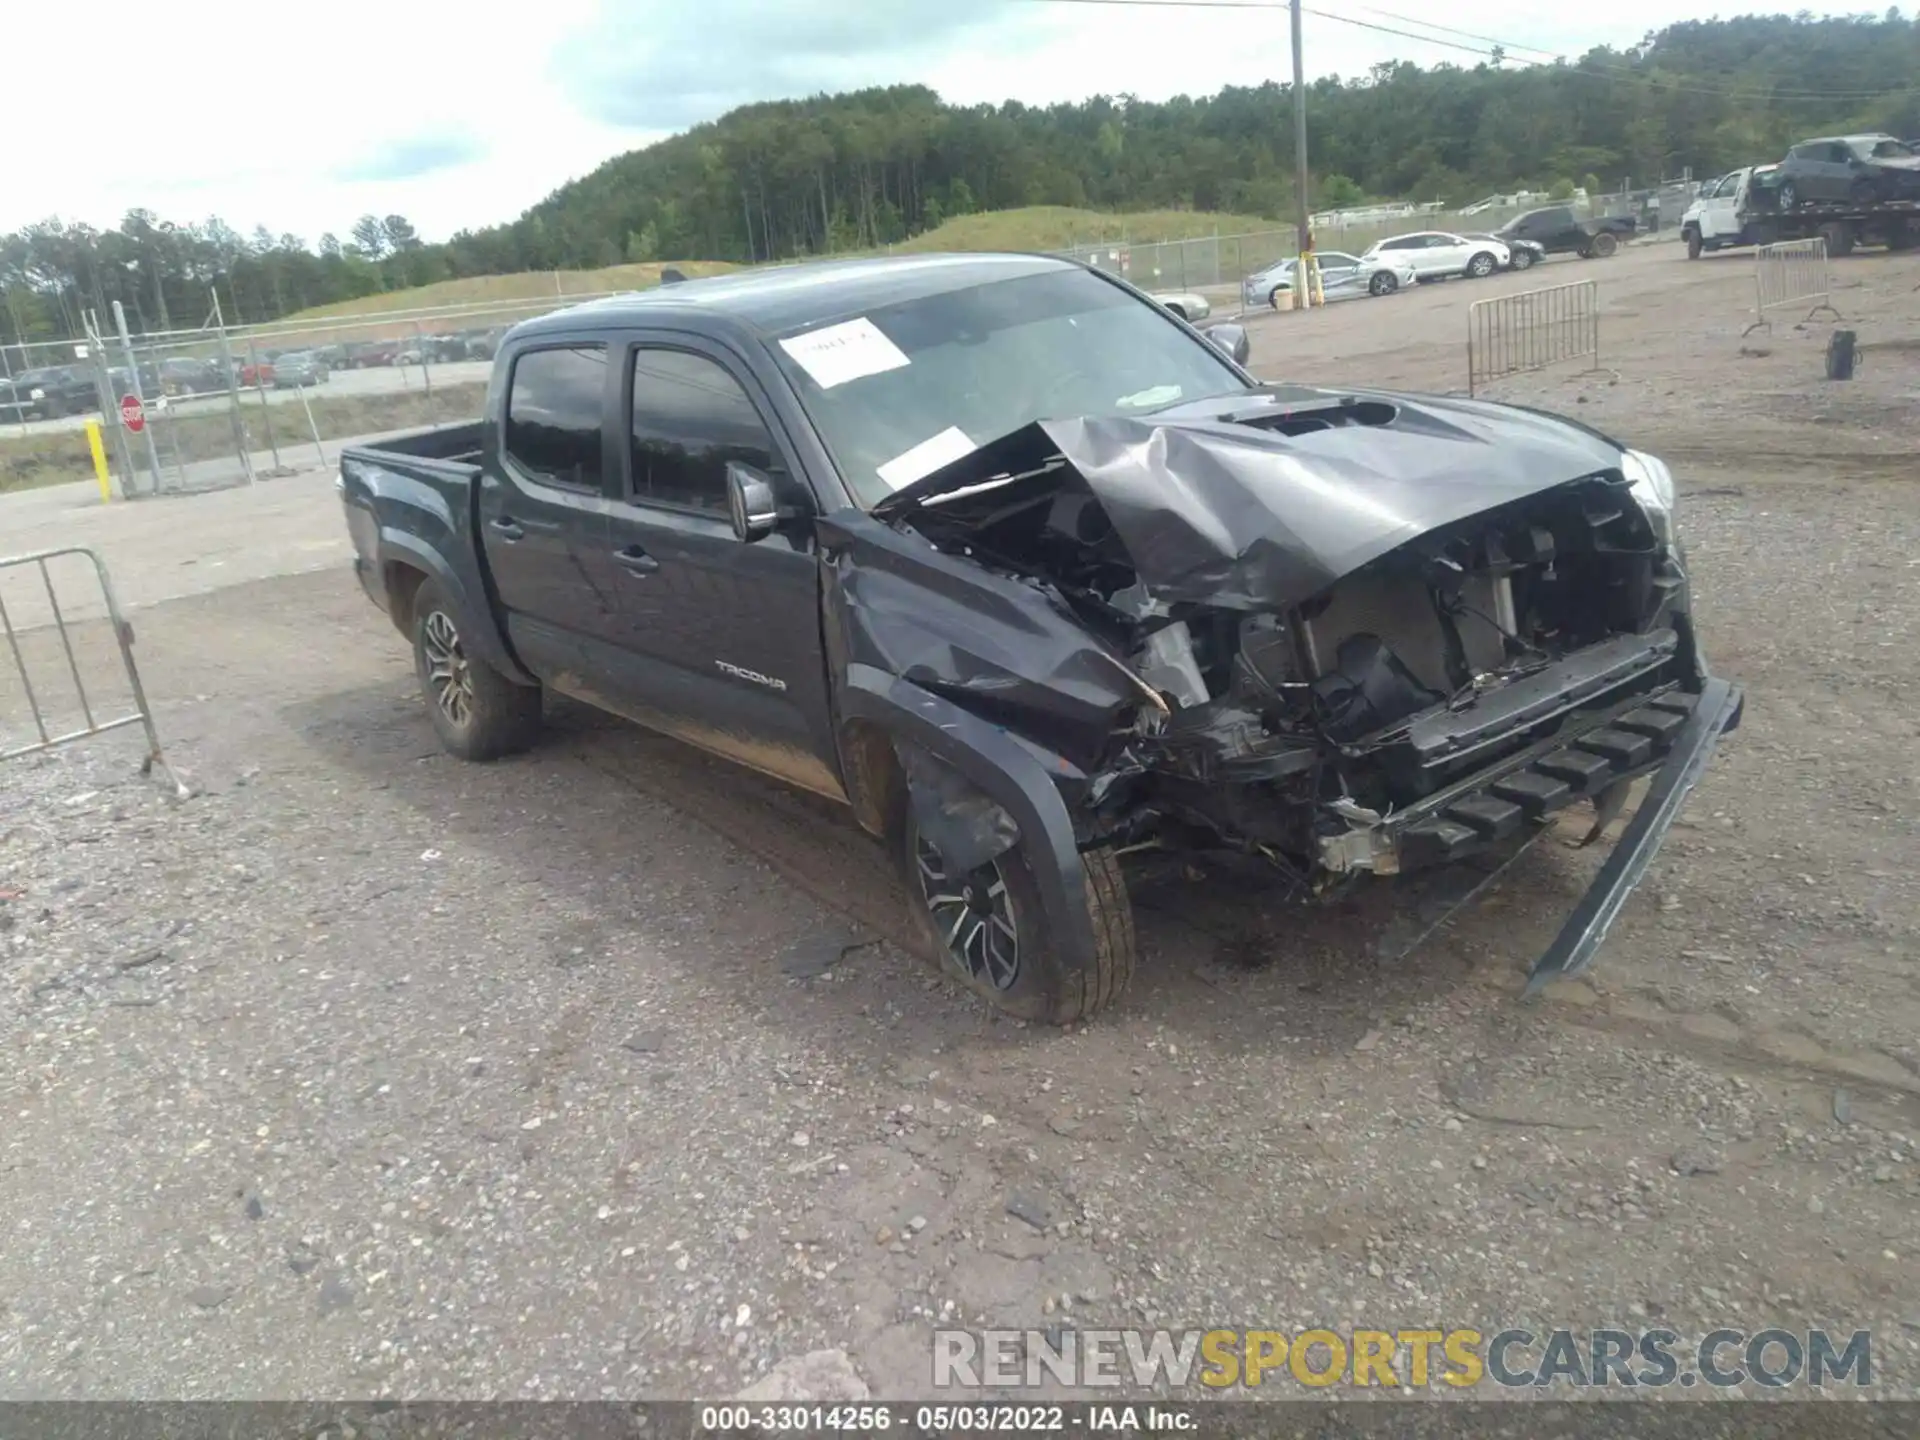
[3,11,1916,342]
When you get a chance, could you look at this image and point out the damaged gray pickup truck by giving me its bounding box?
[339,253,1743,1023]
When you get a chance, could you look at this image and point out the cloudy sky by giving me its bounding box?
[7,0,1725,244]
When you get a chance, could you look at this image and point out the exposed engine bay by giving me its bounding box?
[881,398,1694,892]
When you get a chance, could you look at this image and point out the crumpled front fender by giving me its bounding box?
[837,662,1101,977]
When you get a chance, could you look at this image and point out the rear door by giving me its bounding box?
[593,332,843,801]
[1376,235,1433,277]
[475,341,618,684]
[1417,233,1467,276]
[1794,143,1850,200]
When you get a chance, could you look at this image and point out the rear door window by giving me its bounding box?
[504,344,608,491]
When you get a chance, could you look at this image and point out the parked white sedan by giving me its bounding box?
[1240,251,1418,308]
[1361,231,1511,281]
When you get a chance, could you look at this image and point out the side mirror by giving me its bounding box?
[726,462,780,543]
[1201,323,1251,368]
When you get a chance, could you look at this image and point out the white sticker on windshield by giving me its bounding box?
[778,317,910,391]
[1117,384,1183,409]
[877,426,977,491]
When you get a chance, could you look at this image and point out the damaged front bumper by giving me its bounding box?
[1522,675,1742,995]
[1316,642,1744,992]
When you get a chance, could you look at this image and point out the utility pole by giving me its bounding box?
[1290,0,1317,307]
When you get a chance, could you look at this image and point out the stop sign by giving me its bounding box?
[120,394,146,432]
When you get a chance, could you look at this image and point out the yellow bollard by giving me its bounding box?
[85,419,113,503]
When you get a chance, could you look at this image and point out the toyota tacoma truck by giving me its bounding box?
[1494,206,1638,259]
[338,254,1743,1023]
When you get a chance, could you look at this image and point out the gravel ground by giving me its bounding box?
[1,242,1917,1403]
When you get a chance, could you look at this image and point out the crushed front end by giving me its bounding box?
[874,392,1744,990]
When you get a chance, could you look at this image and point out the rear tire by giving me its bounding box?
[894,804,1135,1025]
[411,579,542,762]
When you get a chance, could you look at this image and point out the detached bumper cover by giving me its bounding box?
[1523,676,1745,995]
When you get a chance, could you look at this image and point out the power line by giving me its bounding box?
[1017,0,1919,101]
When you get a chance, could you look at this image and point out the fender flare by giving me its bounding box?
[838,663,1101,976]
[378,529,535,685]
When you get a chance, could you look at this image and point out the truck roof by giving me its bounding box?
[515,252,1080,339]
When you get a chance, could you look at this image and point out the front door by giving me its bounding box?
[1702,175,1742,241]
[594,334,843,802]
[476,341,617,685]
[1317,252,1362,299]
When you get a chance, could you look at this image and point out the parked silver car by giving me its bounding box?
[1148,290,1212,322]
[1241,250,1417,309]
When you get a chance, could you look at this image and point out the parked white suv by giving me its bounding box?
[1361,231,1510,281]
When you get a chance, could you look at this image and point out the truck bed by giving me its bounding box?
[341,420,484,475]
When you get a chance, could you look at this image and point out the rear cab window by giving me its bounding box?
[503,345,608,491]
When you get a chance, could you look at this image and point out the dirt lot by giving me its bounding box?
[2,241,1917,1403]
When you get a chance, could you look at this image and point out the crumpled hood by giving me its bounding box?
[879,385,1629,610]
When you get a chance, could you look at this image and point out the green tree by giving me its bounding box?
[1319,174,1364,208]
[349,215,388,260]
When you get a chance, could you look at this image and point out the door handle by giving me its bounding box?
[489,517,526,542]
[613,545,659,576]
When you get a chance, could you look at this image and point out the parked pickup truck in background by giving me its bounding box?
[0,365,100,421]
[1494,205,1639,259]
[339,254,1743,1023]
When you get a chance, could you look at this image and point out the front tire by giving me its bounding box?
[1685,228,1703,260]
[895,808,1135,1025]
[1368,271,1398,296]
[411,579,542,761]
[1511,248,1536,270]
[1778,180,1800,210]
[1591,231,1619,258]
[1466,251,1496,278]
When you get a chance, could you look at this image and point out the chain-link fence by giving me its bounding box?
[0,292,634,500]
[1045,182,1707,312]
[1,178,1712,500]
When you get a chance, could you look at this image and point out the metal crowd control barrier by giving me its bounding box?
[0,546,188,797]
[1743,238,1841,337]
[1466,279,1602,397]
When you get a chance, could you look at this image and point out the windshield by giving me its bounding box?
[772,268,1246,508]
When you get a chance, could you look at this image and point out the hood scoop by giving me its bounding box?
[877,388,1627,611]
